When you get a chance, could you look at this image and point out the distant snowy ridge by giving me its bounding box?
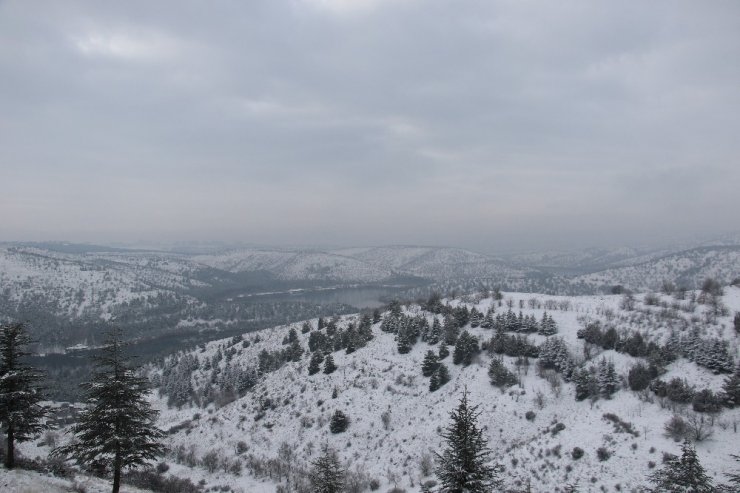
[571,245,740,292]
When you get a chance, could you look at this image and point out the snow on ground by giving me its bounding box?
[13,288,740,492]
[0,467,152,493]
[125,290,740,491]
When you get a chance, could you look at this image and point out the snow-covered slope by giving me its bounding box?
[572,246,740,292]
[0,246,202,323]
[195,249,393,282]
[80,287,740,492]
[333,245,530,280]
[505,246,673,273]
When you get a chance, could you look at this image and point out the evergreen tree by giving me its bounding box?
[396,327,412,354]
[428,318,442,345]
[648,441,713,493]
[308,331,326,353]
[438,343,450,360]
[488,358,517,389]
[329,410,349,433]
[597,358,619,399]
[434,389,502,492]
[452,331,479,366]
[53,328,164,493]
[734,313,740,335]
[573,367,594,401]
[0,322,47,469]
[308,351,324,375]
[480,309,494,329]
[721,365,740,407]
[309,445,345,493]
[422,350,440,377]
[538,337,574,379]
[627,362,654,392]
[695,339,735,374]
[288,339,304,362]
[430,364,450,392]
[323,354,337,374]
[301,321,312,334]
[444,315,460,346]
[358,314,374,343]
[538,312,557,336]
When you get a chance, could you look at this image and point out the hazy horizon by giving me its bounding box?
[2,1,739,252]
[3,227,740,258]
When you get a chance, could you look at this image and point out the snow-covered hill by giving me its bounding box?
[572,246,740,292]
[194,249,393,282]
[333,246,530,280]
[0,246,202,325]
[38,287,732,492]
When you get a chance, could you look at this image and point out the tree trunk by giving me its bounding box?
[112,448,121,493]
[5,426,14,469]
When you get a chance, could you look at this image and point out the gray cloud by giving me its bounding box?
[1,0,739,252]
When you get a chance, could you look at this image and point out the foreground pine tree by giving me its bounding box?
[435,388,502,492]
[0,322,47,469]
[309,444,345,493]
[53,328,164,493]
[648,441,713,493]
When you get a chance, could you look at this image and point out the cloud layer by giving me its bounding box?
[1,0,738,251]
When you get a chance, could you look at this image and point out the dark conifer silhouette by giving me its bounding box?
[0,322,47,469]
[435,388,502,492]
[53,328,164,493]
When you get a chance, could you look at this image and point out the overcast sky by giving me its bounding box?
[1,0,738,253]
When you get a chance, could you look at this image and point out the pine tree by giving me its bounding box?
[444,315,460,346]
[422,350,440,377]
[438,343,450,360]
[695,339,735,374]
[419,317,430,342]
[428,318,442,345]
[396,327,412,354]
[480,309,494,330]
[722,365,740,407]
[429,369,441,392]
[0,322,47,469]
[309,445,345,493]
[488,358,517,389]
[288,339,304,362]
[329,410,349,433]
[434,388,502,492]
[597,358,619,399]
[430,364,450,392]
[538,337,574,379]
[453,331,479,366]
[53,328,164,493]
[573,367,594,401]
[308,351,324,375]
[648,441,713,492]
[323,354,337,374]
[539,312,557,336]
